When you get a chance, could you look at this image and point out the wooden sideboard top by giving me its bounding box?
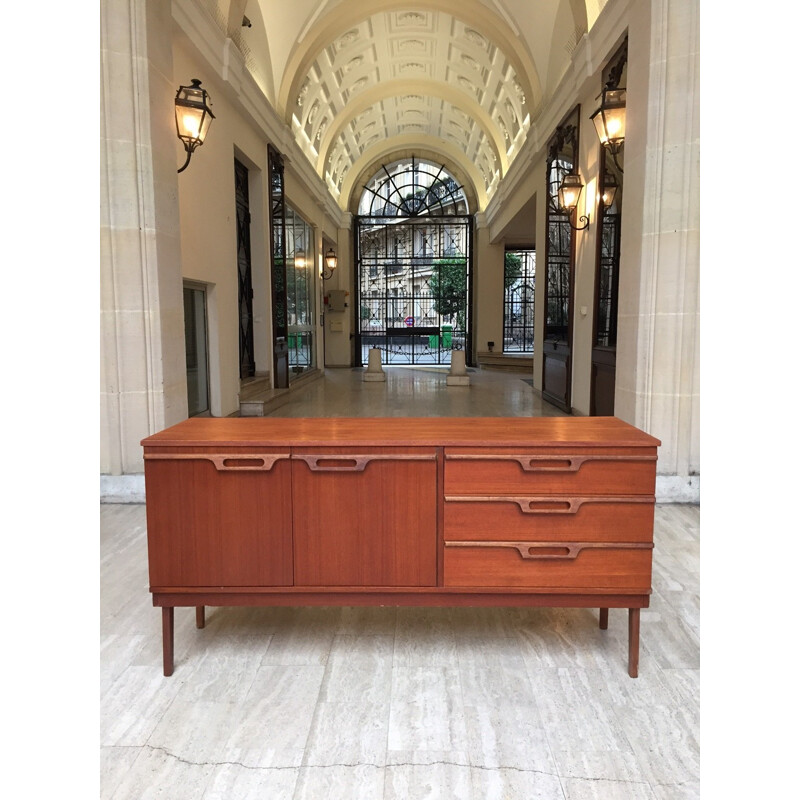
[141,416,660,449]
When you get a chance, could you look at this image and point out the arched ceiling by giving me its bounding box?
[233,0,600,210]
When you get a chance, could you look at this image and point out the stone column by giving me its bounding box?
[615,0,700,501]
[101,0,187,489]
[363,348,386,381]
[447,350,470,386]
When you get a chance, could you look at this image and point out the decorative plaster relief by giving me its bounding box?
[397,12,427,27]
[398,38,426,52]
[461,54,481,72]
[348,77,369,96]
[498,118,509,143]
[297,79,309,107]
[338,29,360,49]
[464,28,488,49]
[361,134,380,150]
[458,76,476,93]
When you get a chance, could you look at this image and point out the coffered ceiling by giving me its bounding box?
[224,0,605,209]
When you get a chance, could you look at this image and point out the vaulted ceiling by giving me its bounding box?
[222,0,605,210]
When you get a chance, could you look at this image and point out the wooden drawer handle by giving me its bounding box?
[446,454,655,473]
[144,454,290,471]
[293,454,437,472]
[446,540,653,560]
[445,496,655,514]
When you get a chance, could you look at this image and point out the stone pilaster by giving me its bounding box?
[101,0,187,477]
[616,0,699,499]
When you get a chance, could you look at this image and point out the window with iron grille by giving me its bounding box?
[503,250,535,353]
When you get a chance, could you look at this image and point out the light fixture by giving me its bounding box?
[174,79,215,173]
[558,173,589,230]
[591,87,626,155]
[322,247,338,280]
[601,172,619,208]
[295,251,306,269]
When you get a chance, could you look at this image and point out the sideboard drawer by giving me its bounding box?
[444,448,657,496]
[443,542,653,590]
[443,496,655,542]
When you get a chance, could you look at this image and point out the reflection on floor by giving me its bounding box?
[264,366,566,419]
[101,368,699,799]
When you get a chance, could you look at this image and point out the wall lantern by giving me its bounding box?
[558,173,590,230]
[322,247,338,280]
[295,251,306,269]
[175,79,215,173]
[601,172,619,208]
[590,87,626,156]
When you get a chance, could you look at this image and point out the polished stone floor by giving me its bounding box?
[263,365,568,418]
[100,368,699,799]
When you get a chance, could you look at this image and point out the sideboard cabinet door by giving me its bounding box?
[144,449,293,587]
[291,447,438,586]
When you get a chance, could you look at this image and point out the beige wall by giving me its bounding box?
[472,229,506,358]
[322,223,354,367]
[173,39,271,417]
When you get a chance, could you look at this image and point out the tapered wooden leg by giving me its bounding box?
[599,608,609,630]
[628,607,640,678]
[196,606,205,629]
[162,607,174,677]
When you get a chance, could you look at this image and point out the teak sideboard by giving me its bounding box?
[141,416,660,677]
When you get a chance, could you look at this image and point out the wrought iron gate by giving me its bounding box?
[235,159,255,379]
[355,158,472,366]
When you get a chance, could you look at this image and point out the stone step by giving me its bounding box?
[476,351,533,372]
[239,369,322,416]
[238,374,272,401]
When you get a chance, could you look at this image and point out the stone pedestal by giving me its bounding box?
[446,350,470,386]
[363,348,386,382]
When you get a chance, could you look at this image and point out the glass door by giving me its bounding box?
[285,205,316,377]
[183,283,209,416]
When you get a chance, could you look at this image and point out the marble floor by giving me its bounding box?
[261,365,568,419]
[100,368,699,799]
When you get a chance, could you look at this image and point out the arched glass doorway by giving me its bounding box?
[355,158,472,365]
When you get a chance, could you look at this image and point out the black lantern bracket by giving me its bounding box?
[558,173,590,231]
[591,39,627,173]
[322,247,338,280]
[175,79,215,174]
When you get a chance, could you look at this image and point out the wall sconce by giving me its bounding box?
[601,173,619,208]
[175,79,215,173]
[322,247,338,280]
[558,174,589,230]
[295,251,306,269]
[591,87,626,156]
